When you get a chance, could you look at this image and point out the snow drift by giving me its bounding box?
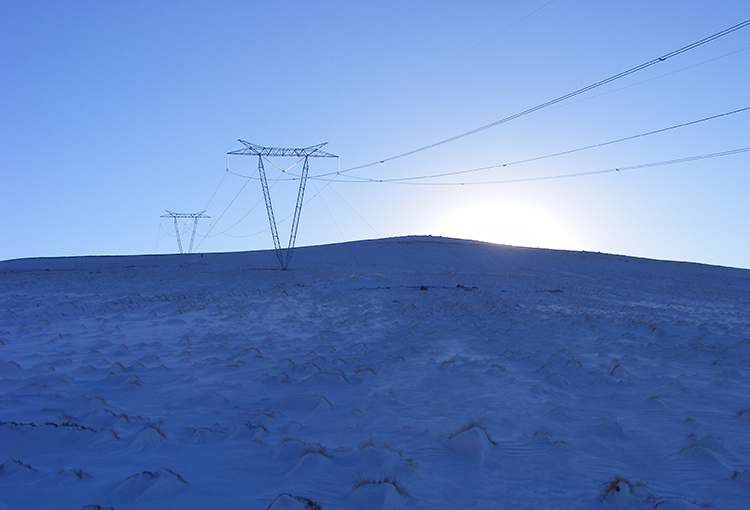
[1,236,748,509]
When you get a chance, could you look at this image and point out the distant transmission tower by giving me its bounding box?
[227,140,338,269]
[161,210,210,254]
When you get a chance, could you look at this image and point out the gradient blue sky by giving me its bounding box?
[2,1,750,267]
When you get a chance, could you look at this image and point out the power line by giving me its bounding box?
[330,146,750,186]
[184,19,750,252]
[202,168,228,211]
[200,170,328,242]
[210,223,270,239]
[200,197,265,238]
[196,175,253,249]
[325,178,383,238]
[195,166,288,249]
[543,44,750,114]
[339,18,750,174]
[309,173,349,247]
[324,43,750,152]
[316,105,750,183]
[196,159,295,247]
[308,172,423,274]
[194,104,748,242]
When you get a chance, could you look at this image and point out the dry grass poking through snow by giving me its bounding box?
[2,237,750,509]
[446,420,497,445]
[352,473,411,499]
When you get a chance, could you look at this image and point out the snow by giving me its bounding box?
[1,236,749,509]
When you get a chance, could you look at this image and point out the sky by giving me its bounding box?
[2,1,750,268]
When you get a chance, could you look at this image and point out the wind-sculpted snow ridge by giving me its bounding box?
[1,236,749,509]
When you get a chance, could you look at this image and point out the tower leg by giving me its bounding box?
[173,217,184,254]
[188,218,199,254]
[258,156,284,268]
[285,157,309,269]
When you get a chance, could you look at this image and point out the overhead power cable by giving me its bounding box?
[196,174,253,249]
[543,44,750,114]
[332,146,750,186]
[202,168,228,211]
[319,105,750,183]
[340,18,750,174]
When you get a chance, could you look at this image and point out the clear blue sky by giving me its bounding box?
[2,1,750,267]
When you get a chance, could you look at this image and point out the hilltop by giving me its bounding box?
[1,236,749,509]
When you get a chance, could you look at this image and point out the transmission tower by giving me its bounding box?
[161,210,210,254]
[227,140,338,269]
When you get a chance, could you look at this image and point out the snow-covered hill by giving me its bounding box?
[1,236,749,509]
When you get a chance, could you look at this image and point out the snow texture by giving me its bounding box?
[1,236,749,509]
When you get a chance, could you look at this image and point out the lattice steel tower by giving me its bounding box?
[161,210,210,254]
[227,140,338,269]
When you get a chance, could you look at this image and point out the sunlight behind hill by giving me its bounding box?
[432,201,580,251]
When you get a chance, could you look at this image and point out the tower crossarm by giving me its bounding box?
[160,210,210,255]
[161,210,210,219]
[225,139,338,269]
[228,140,338,159]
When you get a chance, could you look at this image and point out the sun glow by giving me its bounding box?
[433,201,579,251]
